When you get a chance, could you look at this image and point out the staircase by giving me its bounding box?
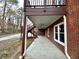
[27,25,37,37]
[27,25,35,32]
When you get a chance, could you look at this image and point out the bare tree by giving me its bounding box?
[0,0,18,33]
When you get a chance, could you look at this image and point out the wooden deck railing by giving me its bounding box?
[25,0,66,16]
[26,0,66,8]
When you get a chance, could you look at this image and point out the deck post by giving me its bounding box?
[19,14,26,59]
[21,15,26,59]
[20,0,27,59]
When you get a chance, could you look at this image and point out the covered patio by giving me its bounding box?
[20,0,68,59]
[25,36,67,59]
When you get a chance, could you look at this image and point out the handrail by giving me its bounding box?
[27,25,35,32]
[27,25,37,37]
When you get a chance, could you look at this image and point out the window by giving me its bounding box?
[55,26,58,40]
[59,24,64,43]
[54,22,65,46]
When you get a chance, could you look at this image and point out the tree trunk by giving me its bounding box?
[1,0,7,33]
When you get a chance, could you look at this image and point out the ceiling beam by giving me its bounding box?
[25,7,66,16]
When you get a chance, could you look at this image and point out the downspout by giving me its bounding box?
[63,15,70,59]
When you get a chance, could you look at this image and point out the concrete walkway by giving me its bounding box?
[26,36,67,59]
[0,33,20,41]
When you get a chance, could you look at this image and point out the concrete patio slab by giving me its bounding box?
[26,36,67,59]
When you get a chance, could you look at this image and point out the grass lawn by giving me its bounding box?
[13,38,34,59]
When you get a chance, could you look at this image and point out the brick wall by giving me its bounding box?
[67,0,79,59]
[45,17,65,53]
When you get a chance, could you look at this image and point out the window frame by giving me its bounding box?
[54,22,65,46]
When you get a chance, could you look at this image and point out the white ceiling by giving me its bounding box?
[28,16,62,29]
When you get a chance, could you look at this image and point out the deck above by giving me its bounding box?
[24,0,67,16]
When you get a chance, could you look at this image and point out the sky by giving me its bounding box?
[0,0,23,7]
[18,0,24,7]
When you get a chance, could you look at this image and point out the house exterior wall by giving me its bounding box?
[26,0,79,59]
[66,0,79,59]
[34,28,45,36]
[45,1,79,59]
[45,17,65,53]
[37,29,45,36]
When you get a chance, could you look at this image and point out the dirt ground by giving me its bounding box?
[0,37,34,59]
[0,38,20,59]
[27,39,34,49]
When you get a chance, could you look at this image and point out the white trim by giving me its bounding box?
[58,25,60,42]
[54,22,65,46]
[63,15,71,59]
[54,39,65,46]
